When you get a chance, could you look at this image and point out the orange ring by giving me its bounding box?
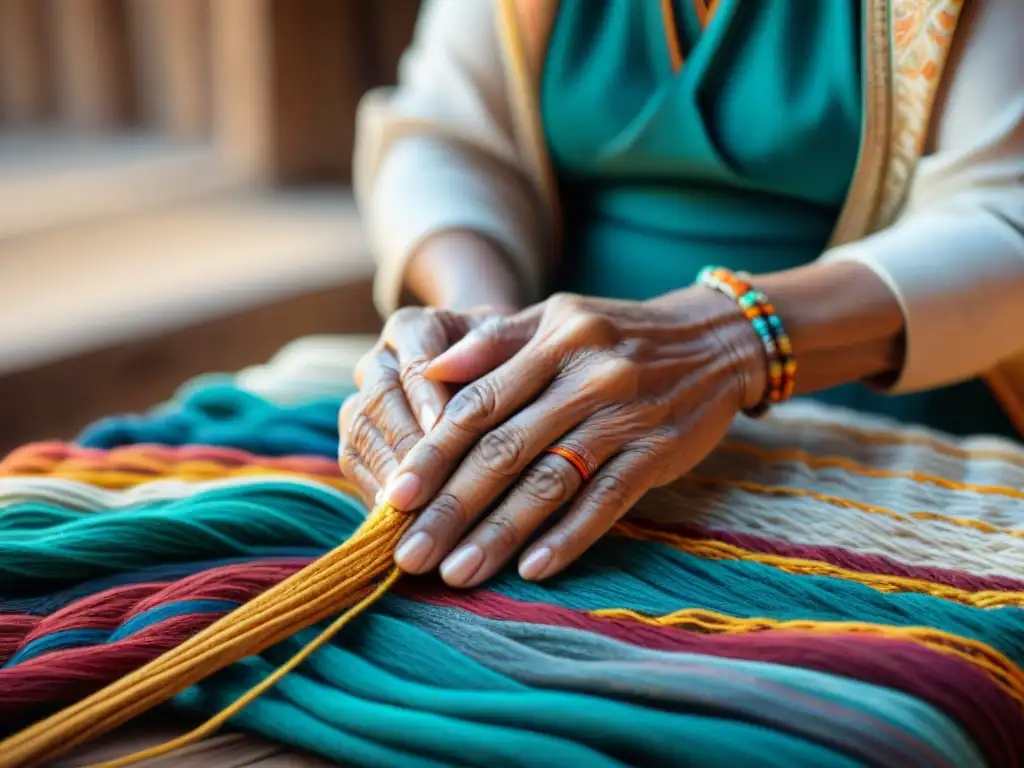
[546,441,598,482]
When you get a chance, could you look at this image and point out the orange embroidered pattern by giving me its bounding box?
[875,0,964,227]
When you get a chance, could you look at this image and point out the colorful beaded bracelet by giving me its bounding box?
[696,266,796,418]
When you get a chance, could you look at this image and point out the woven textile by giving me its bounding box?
[1,335,1021,767]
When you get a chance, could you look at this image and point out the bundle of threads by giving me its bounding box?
[0,335,1022,767]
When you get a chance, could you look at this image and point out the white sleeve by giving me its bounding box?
[821,0,1024,393]
[353,0,548,316]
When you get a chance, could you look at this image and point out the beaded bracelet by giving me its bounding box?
[696,266,796,418]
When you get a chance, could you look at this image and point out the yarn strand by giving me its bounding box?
[85,567,402,768]
[0,504,411,768]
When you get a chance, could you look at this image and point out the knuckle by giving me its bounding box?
[475,425,528,477]
[390,428,422,459]
[477,514,522,551]
[347,412,377,453]
[446,378,499,427]
[427,492,467,529]
[595,356,642,399]
[592,472,631,507]
[399,353,431,377]
[519,459,574,504]
[563,311,617,347]
[546,292,582,317]
[337,445,361,477]
[361,375,399,414]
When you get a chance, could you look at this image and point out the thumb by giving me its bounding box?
[425,311,539,383]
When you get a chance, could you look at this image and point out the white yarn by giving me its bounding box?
[0,475,350,512]
[632,483,1024,579]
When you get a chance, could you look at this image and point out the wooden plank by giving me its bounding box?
[210,0,366,183]
[51,0,136,130]
[128,0,211,136]
[0,0,56,122]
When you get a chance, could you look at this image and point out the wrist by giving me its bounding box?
[751,260,905,395]
[404,230,526,312]
[649,286,768,413]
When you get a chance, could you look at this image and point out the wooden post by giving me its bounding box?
[210,0,366,183]
[127,0,211,137]
[366,0,421,88]
[51,0,136,130]
[0,0,56,123]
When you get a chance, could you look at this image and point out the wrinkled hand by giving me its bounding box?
[337,305,524,505]
[381,289,766,587]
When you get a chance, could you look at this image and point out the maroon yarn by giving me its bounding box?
[635,520,1024,593]
[405,583,1023,768]
[0,559,315,667]
[125,558,314,618]
[22,584,166,644]
[0,613,216,721]
[0,615,39,665]
[0,562,316,719]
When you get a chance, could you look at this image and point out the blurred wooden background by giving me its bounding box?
[0,0,423,452]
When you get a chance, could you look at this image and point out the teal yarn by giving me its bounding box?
[0,482,358,589]
[77,384,347,458]
[165,606,978,768]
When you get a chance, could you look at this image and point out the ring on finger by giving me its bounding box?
[545,438,599,482]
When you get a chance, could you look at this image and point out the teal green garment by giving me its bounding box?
[541,0,1016,439]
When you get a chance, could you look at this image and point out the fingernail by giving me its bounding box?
[419,405,439,432]
[440,544,484,586]
[395,531,434,572]
[374,488,385,507]
[519,547,553,580]
[382,472,421,510]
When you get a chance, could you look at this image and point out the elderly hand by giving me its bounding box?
[378,288,767,587]
[338,305,527,505]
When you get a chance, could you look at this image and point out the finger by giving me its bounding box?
[346,410,401,485]
[358,348,423,464]
[439,427,620,588]
[386,309,461,433]
[337,400,382,509]
[392,380,606,576]
[517,445,662,581]
[381,335,565,512]
[425,307,542,384]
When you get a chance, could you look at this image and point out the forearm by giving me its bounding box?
[649,259,906,412]
[403,230,528,312]
[753,260,905,395]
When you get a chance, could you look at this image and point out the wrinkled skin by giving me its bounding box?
[339,287,764,588]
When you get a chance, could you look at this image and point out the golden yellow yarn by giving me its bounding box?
[614,521,1024,608]
[0,504,411,768]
